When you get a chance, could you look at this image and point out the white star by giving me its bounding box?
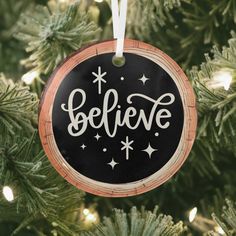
[107,158,119,170]
[142,143,157,158]
[92,66,107,94]
[138,74,150,85]
[94,133,101,141]
[121,136,134,160]
[81,144,86,150]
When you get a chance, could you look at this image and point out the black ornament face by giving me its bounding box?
[52,53,184,184]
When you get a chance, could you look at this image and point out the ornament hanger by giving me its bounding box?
[111,0,128,59]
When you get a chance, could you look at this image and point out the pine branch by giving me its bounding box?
[165,32,236,211]
[209,199,236,235]
[0,0,33,41]
[83,206,185,236]
[126,0,235,68]
[152,31,236,188]
[190,31,236,154]
[0,74,38,136]
[15,1,100,75]
[0,0,33,77]
[0,132,85,235]
[126,0,181,38]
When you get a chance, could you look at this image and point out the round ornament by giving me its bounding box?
[39,39,197,197]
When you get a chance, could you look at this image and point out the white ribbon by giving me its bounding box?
[111,0,128,58]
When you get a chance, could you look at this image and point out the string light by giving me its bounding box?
[214,226,225,235]
[86,213,97,223]
[21,71,39,85]
[83,208,98,224]
[83,208,90,216]
[189,207,198,222]
[209,70,233,91]
[95,0,104,2]
[2,186,14,202]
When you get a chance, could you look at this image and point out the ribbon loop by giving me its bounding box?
[111,0,128,58]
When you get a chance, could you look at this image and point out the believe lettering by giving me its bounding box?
[61,89,175,138]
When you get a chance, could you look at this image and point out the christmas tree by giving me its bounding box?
[0,0,236,235]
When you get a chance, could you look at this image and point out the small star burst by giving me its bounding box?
[142,143,157,158]
[107,158,119,169]
[138,74,150,85]
[94,133,101,141]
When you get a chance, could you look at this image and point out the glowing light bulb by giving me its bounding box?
[215,226,225,235]
[189,207,197,222]
[83,208,90,216]
[95,0,103,2]
[210,71,233,91]
[2,186,14,202]
[86,213,97,223]
[21,71,39,85]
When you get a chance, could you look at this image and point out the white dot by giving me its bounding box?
[117,105,121,109]
[120,77,124,81]
[155,132,159,137]
[103,148,107,152]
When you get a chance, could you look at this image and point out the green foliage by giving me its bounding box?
[0,0,32,41]
[16,1,100,75]
[127,0,181,31]
[126,0,235,68]
[83,206,185,236]
[0,0,33,77]
[209,199,236,235]
[0,132,85,235]
[191,32,236,154]
[0,74,38,136]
